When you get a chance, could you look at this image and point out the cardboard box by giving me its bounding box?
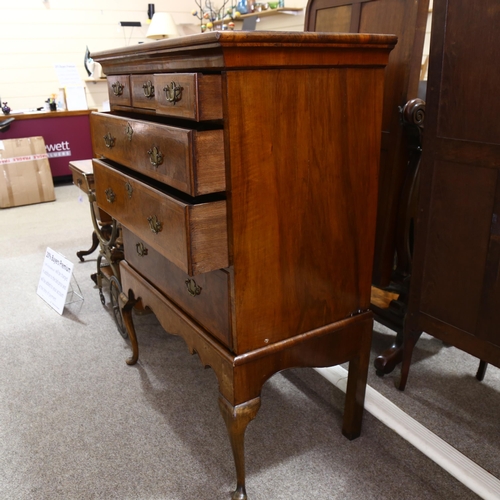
[0,136,55,209]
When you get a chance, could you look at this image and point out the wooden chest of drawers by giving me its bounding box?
[91,31,395,499]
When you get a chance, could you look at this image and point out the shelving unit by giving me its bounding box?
[233,7,303,21]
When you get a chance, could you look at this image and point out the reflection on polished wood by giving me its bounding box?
[305,0,430,287]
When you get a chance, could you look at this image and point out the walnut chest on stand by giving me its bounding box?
[91,32,395,500]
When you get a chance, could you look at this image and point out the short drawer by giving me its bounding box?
[69,163,94,192]
[122,226,232,348]
[154,73,223,121]
[107,75,131,107]
[91,112,225,196]
[69,161,112,224]
[93,159,229,276]
[130,74,156,110]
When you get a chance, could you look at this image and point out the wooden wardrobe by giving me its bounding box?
[399,0,500,389]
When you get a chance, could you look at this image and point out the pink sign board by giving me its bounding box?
[1,113,93,178]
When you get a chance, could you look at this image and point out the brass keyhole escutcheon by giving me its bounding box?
[125,123,133,141]
[147,146,163,167]
[147,215,163,234]
[111,81,124,96]
[163,82,182,105]
[105,188,116,204]
[185,279,202,297]
[135,242,148,257]
[125,181,133,199]
[142,80,155,98]
[103,132,115,148]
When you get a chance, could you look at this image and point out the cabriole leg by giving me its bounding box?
[398,327,422,391]
[218,395,261,500]
[119,289,140,365]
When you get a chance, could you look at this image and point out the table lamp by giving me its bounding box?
[146,12,179,39]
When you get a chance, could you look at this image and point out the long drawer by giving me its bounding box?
[91,112,225,197]
[122,226,232,348]
[107,73,223,121]
[93,159,229,276]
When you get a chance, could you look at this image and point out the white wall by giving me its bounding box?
[0,0,308,113]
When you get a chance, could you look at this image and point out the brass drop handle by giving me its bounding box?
[125,181,133,199]
[76,178,82,188]
[125,122,133,141]
[103,132,115,148]
[147,215,163,234]
[147,146,163,167]
[185,279,202,297]
[105,188,116,204]
[163,82,182,104]
[111,81,124,96]
[135,242,148,257]
[142,80,155,98]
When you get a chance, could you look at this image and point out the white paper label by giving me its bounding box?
[37,247,74,315]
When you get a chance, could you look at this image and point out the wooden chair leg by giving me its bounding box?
[397,327,422,391]
[476,360,488,381]
[77,231,99,261]
[218,395,261,500]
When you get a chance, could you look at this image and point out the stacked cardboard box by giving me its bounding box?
[0,136,55,208]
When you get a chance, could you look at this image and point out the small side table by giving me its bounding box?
[69,159,126,336]
[69,159,113,261]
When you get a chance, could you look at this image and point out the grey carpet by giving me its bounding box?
[1,184,496,499]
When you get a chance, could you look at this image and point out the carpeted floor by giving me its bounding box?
[0,184,497,499]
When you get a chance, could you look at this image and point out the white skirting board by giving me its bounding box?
[314,366,500,500]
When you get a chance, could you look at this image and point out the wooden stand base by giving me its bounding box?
[118,261,373,499]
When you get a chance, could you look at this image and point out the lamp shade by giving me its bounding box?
[146,12,178,39]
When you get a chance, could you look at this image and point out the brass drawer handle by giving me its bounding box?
[185,279,202,297]
[142,80,155,98]
[135,242,148,257]
[76,178,82,188]
[147,146,163,167]
[111,81,124,96]
[147,215,163,234]
[125,181,133,199]
[103,132,115,148]
[125,122,133,141]
[105,188,116,203]
[163,82,182,105]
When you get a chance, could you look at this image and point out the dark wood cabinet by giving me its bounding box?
[91,32,395,499]
[399,0,500,389]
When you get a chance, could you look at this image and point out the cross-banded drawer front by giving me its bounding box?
[122,226,232,348]
[91,113,225,196]
[107,75,131,107]
[155,73,223,121]
[93,159,229,276]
